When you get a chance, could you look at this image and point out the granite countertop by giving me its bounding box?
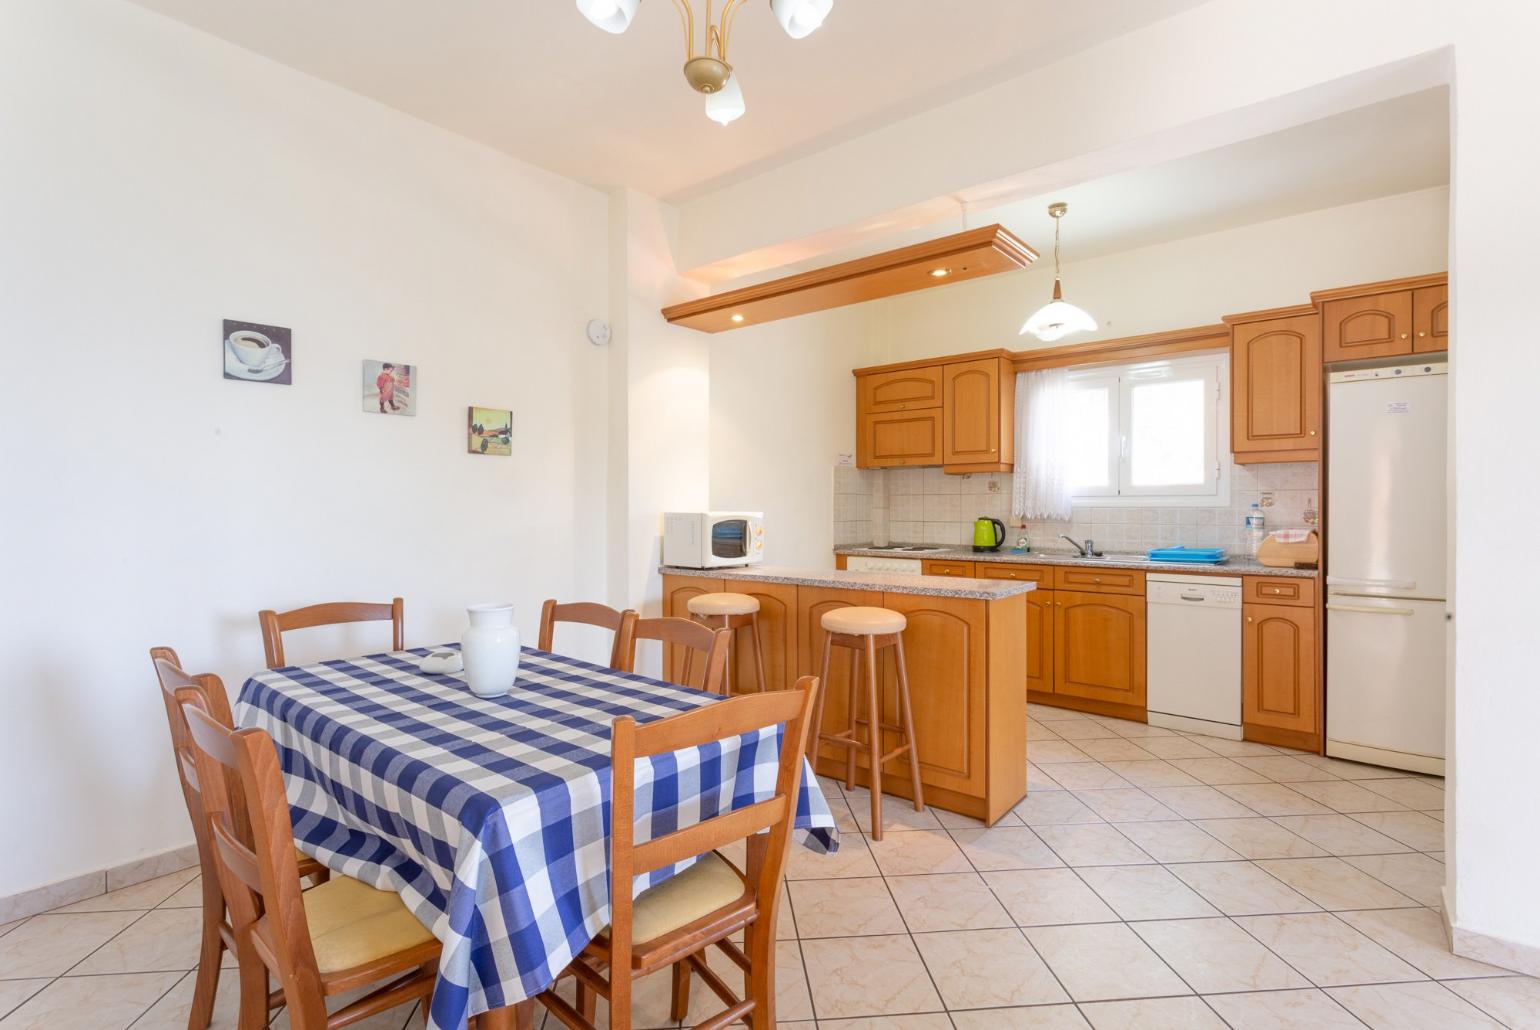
[659,564,1038,601]
[834,544,1319,578]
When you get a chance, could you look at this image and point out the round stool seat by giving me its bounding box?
[687,592,761,617]
[821,606,906,636]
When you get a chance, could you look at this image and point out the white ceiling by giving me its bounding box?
[126,0,1209,200]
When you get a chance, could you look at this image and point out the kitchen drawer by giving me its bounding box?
[1244,576,1316,607]
[976,562,1052,585]
[1053,567,1145,595]
[858,365,943,412]
[922,559,976,578]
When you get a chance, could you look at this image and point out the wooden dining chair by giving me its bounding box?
[538,599,638,670]
[180,691,441,1030]
[258,597,405,669]
[620,618,731,695]
[150,647,330,1030]
[538,676,820,1030]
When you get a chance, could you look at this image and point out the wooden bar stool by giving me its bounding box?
[810,606,923,840]
[686,592,768,696]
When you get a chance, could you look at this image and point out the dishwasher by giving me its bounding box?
[1146,574,1243,739]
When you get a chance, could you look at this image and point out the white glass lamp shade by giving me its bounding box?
[1020,294,1098,342]
[576,0,639,34]
[770,0,833,39]
[705,73,746,125]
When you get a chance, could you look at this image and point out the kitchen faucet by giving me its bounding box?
[1060,535,1101,558]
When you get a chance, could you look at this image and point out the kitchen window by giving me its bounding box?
[1062,354,1229,505]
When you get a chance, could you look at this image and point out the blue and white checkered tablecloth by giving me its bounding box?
[234,645,838,1030]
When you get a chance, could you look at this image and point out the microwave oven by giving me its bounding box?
[663,512,765,569]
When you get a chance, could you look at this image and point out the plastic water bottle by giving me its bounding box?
[1245,503,1266,556]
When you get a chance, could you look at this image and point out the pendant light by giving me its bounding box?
[576,0,640,34]
[704,71,746,125]
[770,0,833,38]
[1020,202,1097,342]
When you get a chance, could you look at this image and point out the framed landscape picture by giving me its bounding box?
[363,360,414,416]
[467,407,512,456]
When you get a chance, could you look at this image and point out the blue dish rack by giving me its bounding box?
[1146,546,1227,565]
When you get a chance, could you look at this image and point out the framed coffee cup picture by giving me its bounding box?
[222,318,292,385]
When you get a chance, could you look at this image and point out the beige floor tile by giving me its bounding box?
[1028,705,1092,723]
[1255,857,1419,911]
[816,1015,952,1029]
[912,927,1069,1009]
[1134,736,1221,760]
[1294,754,1408,779]
[1131,918,1310,993]
[1027,764,1065,791]
[948,1004,1090,1029]
[983,869,1118,927]
[786,877,905,939]
[784,830,880,880]
[1233,755,1339,782]
[1045,720,1125,741]
[1342,852,1446,907]
[950,825,1063,872]
[1072,739,1156,763]
[1202,988,1366,1029]
[129,968,243,1030]
[1288,780,1408,813]
[1168,758,1271,786]
[0,981,49,1023]
[49,869,199,915]
[1347,811,1446,852]
[1075,866,1220,921]
[1270,814,1413,856]
[1338,908,1510,979]
[1166,862,1318,916]
[1013,792,1104,826]
[72,907,209,975]
[1028,722,1062,741]
[1028,742,1096,764]
[1069,789,1177,823]
[1032,824,1153,867]
[1042,764,1132,790]
[1233,913,1424,987]
[865,829,972,877]
[1024,923,1190,1001]
[1079,996,1226,1029]
[0,921,25,940]
[156,876,204,909]
[676,938,811,1026]
[1186,737,1284,758]
[0,911,141,979]
[846,791,945,834]
[885,873,1012,932]
[1445,976,1540,1029]
[1142,786,1256,820]
[1109,821,1241,864]
[776,882,795,940]
[1327,980,1502,1029]
[1099,761,1202,789]
[800,934,943,1020]
[1191,818,1326,860]
[1422,808,1446,822]
[1104,722,1178,740]
[1214,783,1333,817]
[1358,777,1446,810]
[933,805,1023,830]
[0,971,182,1030]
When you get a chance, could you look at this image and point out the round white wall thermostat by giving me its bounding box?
[586,319,611,346]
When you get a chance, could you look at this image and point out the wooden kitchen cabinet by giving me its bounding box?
[921,559,976,578]
[719,578,798,695]
[1052,590,1147,716]
[660,576,724,684]
[858,365,943,413]
[1242,601,1319,748]
[1024,588,1055,696]
[941,357,1014,472]
[1413,283,1450,353]
[857,408,944,468]
[1226,306,1322,463]
[1313,273,1448,363]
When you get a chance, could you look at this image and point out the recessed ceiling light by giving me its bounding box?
[930,268,951,278]
[730,313,745,323]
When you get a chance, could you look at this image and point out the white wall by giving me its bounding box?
[0,0,610,897]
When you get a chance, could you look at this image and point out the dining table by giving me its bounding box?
[234,644,839,1030]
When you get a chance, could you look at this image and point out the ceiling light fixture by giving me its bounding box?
[929,268,951,278]
[1020,202,1097,342]
[730,313,745,323]
[576,0,834,125]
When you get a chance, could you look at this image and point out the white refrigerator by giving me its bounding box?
[1326,360,1447,775]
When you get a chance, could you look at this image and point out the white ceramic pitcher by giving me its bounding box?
[462,603,520,697]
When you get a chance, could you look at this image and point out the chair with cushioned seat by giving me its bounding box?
[808,606,924,840]
[685,592,767,695]
[180,691,440,1030]
[538,676,820,1030]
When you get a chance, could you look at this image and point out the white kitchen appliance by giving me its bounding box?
[1147,574,1244,739]
[1326,360,1447,775]
[662,512,764,569]
[844,555,922,574]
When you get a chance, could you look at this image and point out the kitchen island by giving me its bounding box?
[661,564,1034,825]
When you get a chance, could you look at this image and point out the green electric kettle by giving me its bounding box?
[972,516,1006,553]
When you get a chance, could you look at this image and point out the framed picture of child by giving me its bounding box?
[363,360,414,416]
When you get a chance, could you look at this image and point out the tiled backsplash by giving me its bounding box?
[833,462,1319,555]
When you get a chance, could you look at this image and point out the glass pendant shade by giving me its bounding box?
[705,73,746,125]
[770,0,833,39]
[1020,281,1098,341]
[576,0,639,34]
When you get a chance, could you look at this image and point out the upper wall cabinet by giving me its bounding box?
[1225,306,1322,464]
[858,366,943,413]
[1313,273,1449,363]
[942,357,1014,472]
[854,352,1014,473]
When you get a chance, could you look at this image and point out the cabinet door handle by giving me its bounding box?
[1418,331,1427,338]
[1246,616,1253,623]
[1308,430,1317,437]
[1399,332,1409,340]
